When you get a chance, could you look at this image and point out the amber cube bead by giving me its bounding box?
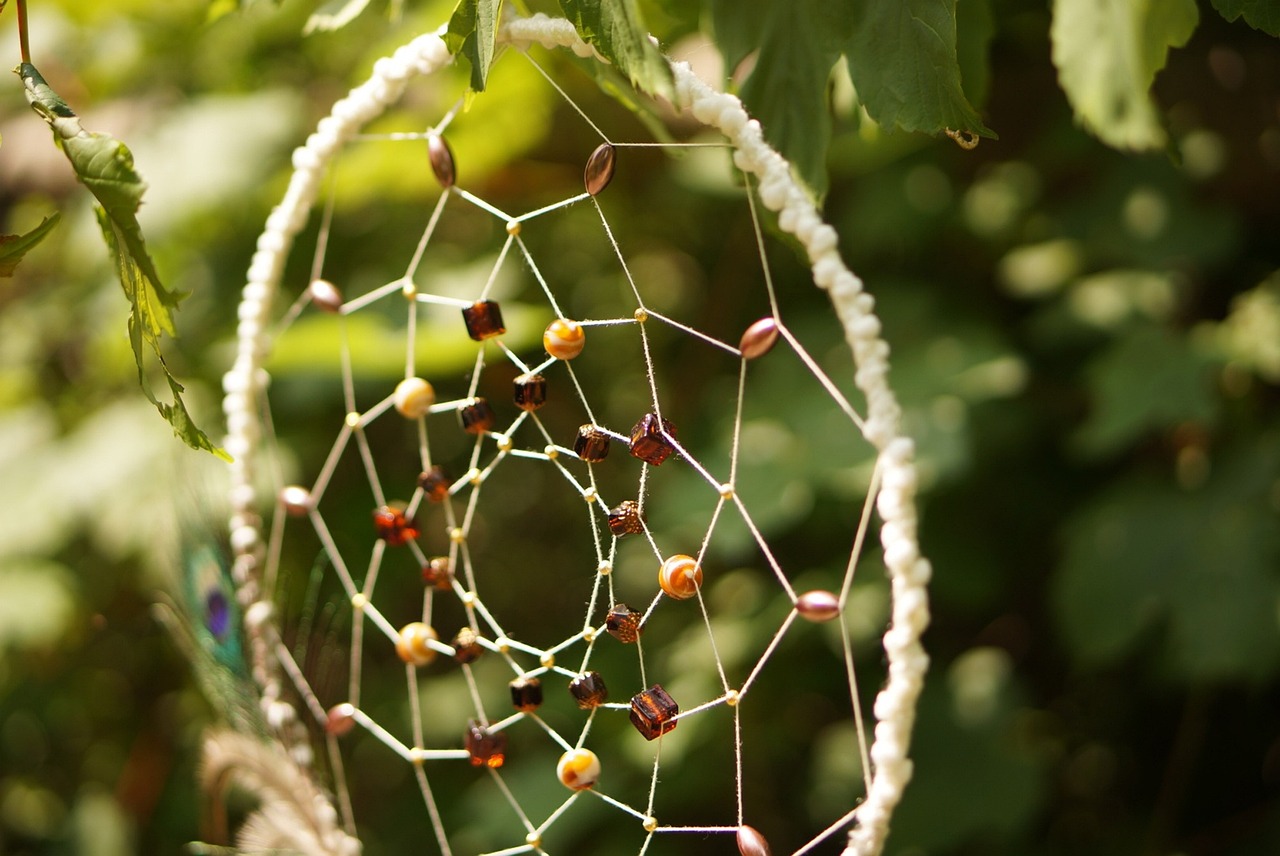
[460,398,495,435]
[629,413,678,465]
[630,684,679,741]
[418,466,451,502]
[605,603,642,643]
[569,671,608,709]
[451,627,484,664]
[509,676,543,712]
[464,720,507,768]
[462,300,505,341]
[422,556,452,590]
[514,373,547,412]
[373,504,419,546]
[607,500,644,536]
[574,425,611,463]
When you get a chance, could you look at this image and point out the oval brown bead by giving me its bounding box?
[584,143,616,196]
[739,317,780,360]
[736,825,772,856]
[796,589,841,622]
[325,703,356,737]
[280,485,314,516]
[307,278,343,313]
[428,133,456,188]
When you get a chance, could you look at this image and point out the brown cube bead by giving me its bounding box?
[568,671,608,709]
[574,425,611,463]
[464,720,507,768]
[462,300,505,341]
[460,398,495,435]
[629,684,679,741]
[418,465,451,502]
[629,413,678,466]
[373,504,419,546]
[607,500,644,536]
[514,373,547,412]
[605,603,642,643]
[509,676,543,712]
[422,556,453,590]
[451,627,484,664]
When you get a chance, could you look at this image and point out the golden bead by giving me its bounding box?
[394,377,436,419]
[556,748,601,790]
[395,622,438,666]
[658,554,702,600]
[544,318,586,360]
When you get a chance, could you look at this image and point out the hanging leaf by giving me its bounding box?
[17,63,228,460]
[445,0,504,92]
[304,0,374,34]
[708,0,772,74]
[557,0,674,101]
[844,0,994,141]
[0,212,60,277]
[1050,0,1199,151]
[1210,0,1280,36]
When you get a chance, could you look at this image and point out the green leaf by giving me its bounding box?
[955,0,996,108]
[1075,324,1217,456]
[558,0,674,101]
[737,0,847,196]
[445,0,504,92]
[844,0,994,140]
[1050,0,1199,151]
[1053,440,1280,681]
[0,212,60,277]
[1211,0,1280,36]
[304,0,374,34]
[708,0,772,73]
[18,63,227,460]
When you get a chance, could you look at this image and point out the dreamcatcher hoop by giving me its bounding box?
[222,14,930,856]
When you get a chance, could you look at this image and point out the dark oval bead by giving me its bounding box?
[326,703,357,737]
[308,279,343,313]
[584,143,616,196]
[796,589,841,622]
[428,133,456,188]
[736,825,773,856]
[739,317,780,360]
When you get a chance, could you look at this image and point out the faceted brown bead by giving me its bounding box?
[509,676,543,712]
[605,603,642,643]
[629,684,679,740]
[584,143,616,196]
[373,504,419,546]
[307,279,343,313]
[739,317,780,360]
[421,556,453,590]
[462,300,505,341]
[428,133,456,189]
[418,465,451,502]
[736,825,773,856]
[607,500,644,536]
[574,425,611,462]
[464,720,507,768]
[568,671,608,709]
[513,373,547,412]
[629,413,678,465]
[460,398,495,435]
[325,703,357,737]
[451,627,484,664]
[796,589,840,622]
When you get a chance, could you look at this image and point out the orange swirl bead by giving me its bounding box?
[658,554,702,600]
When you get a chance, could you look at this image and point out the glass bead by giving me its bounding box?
[658,554,702,600]
[395,622,438,666]
[796,589,840,622]
[421,556,452,590]
[736,826,773,856]
[394,377,436,419]
[307,278,343,313]
[325,703,357,737]
[427,133,456,188]
[513,373,547,412]
[568,670,608,709]
[605,603,642,643]
[607,500,644,536]
[462,300,505,341]
[739,317,780,360]
[418,466,451,502]
[544,318,585,360]
[460,398,495,435]
[280,485,313,516]
[509,676,543,712]
[574,424,611,462]
[629,413,678,465]
[464,720,507,768]
[451,627,484,664]
[373,504,419,546]
[556,747,601,791]
[584,143,616,196]
[629,684,679,741]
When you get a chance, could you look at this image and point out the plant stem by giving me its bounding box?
[16,0,30,64]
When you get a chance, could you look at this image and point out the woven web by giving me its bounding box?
[235,32,912,856]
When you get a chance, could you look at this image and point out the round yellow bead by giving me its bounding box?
[658,554,703,600]
[556,748,601,791]
[543,319,586,360]
[394,377,436,419]
[395,622,438,666]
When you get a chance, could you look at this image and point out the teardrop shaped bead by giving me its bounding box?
[584,143,616,196]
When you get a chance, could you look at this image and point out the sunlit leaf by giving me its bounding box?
[304,0,374,34]
[1211,0,1280,36]
[1050,0,1199,150]
[0,213,60,278]
[446,0,504,92]
[558,0,674,100]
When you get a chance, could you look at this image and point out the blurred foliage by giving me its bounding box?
[0,1,1278,856]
